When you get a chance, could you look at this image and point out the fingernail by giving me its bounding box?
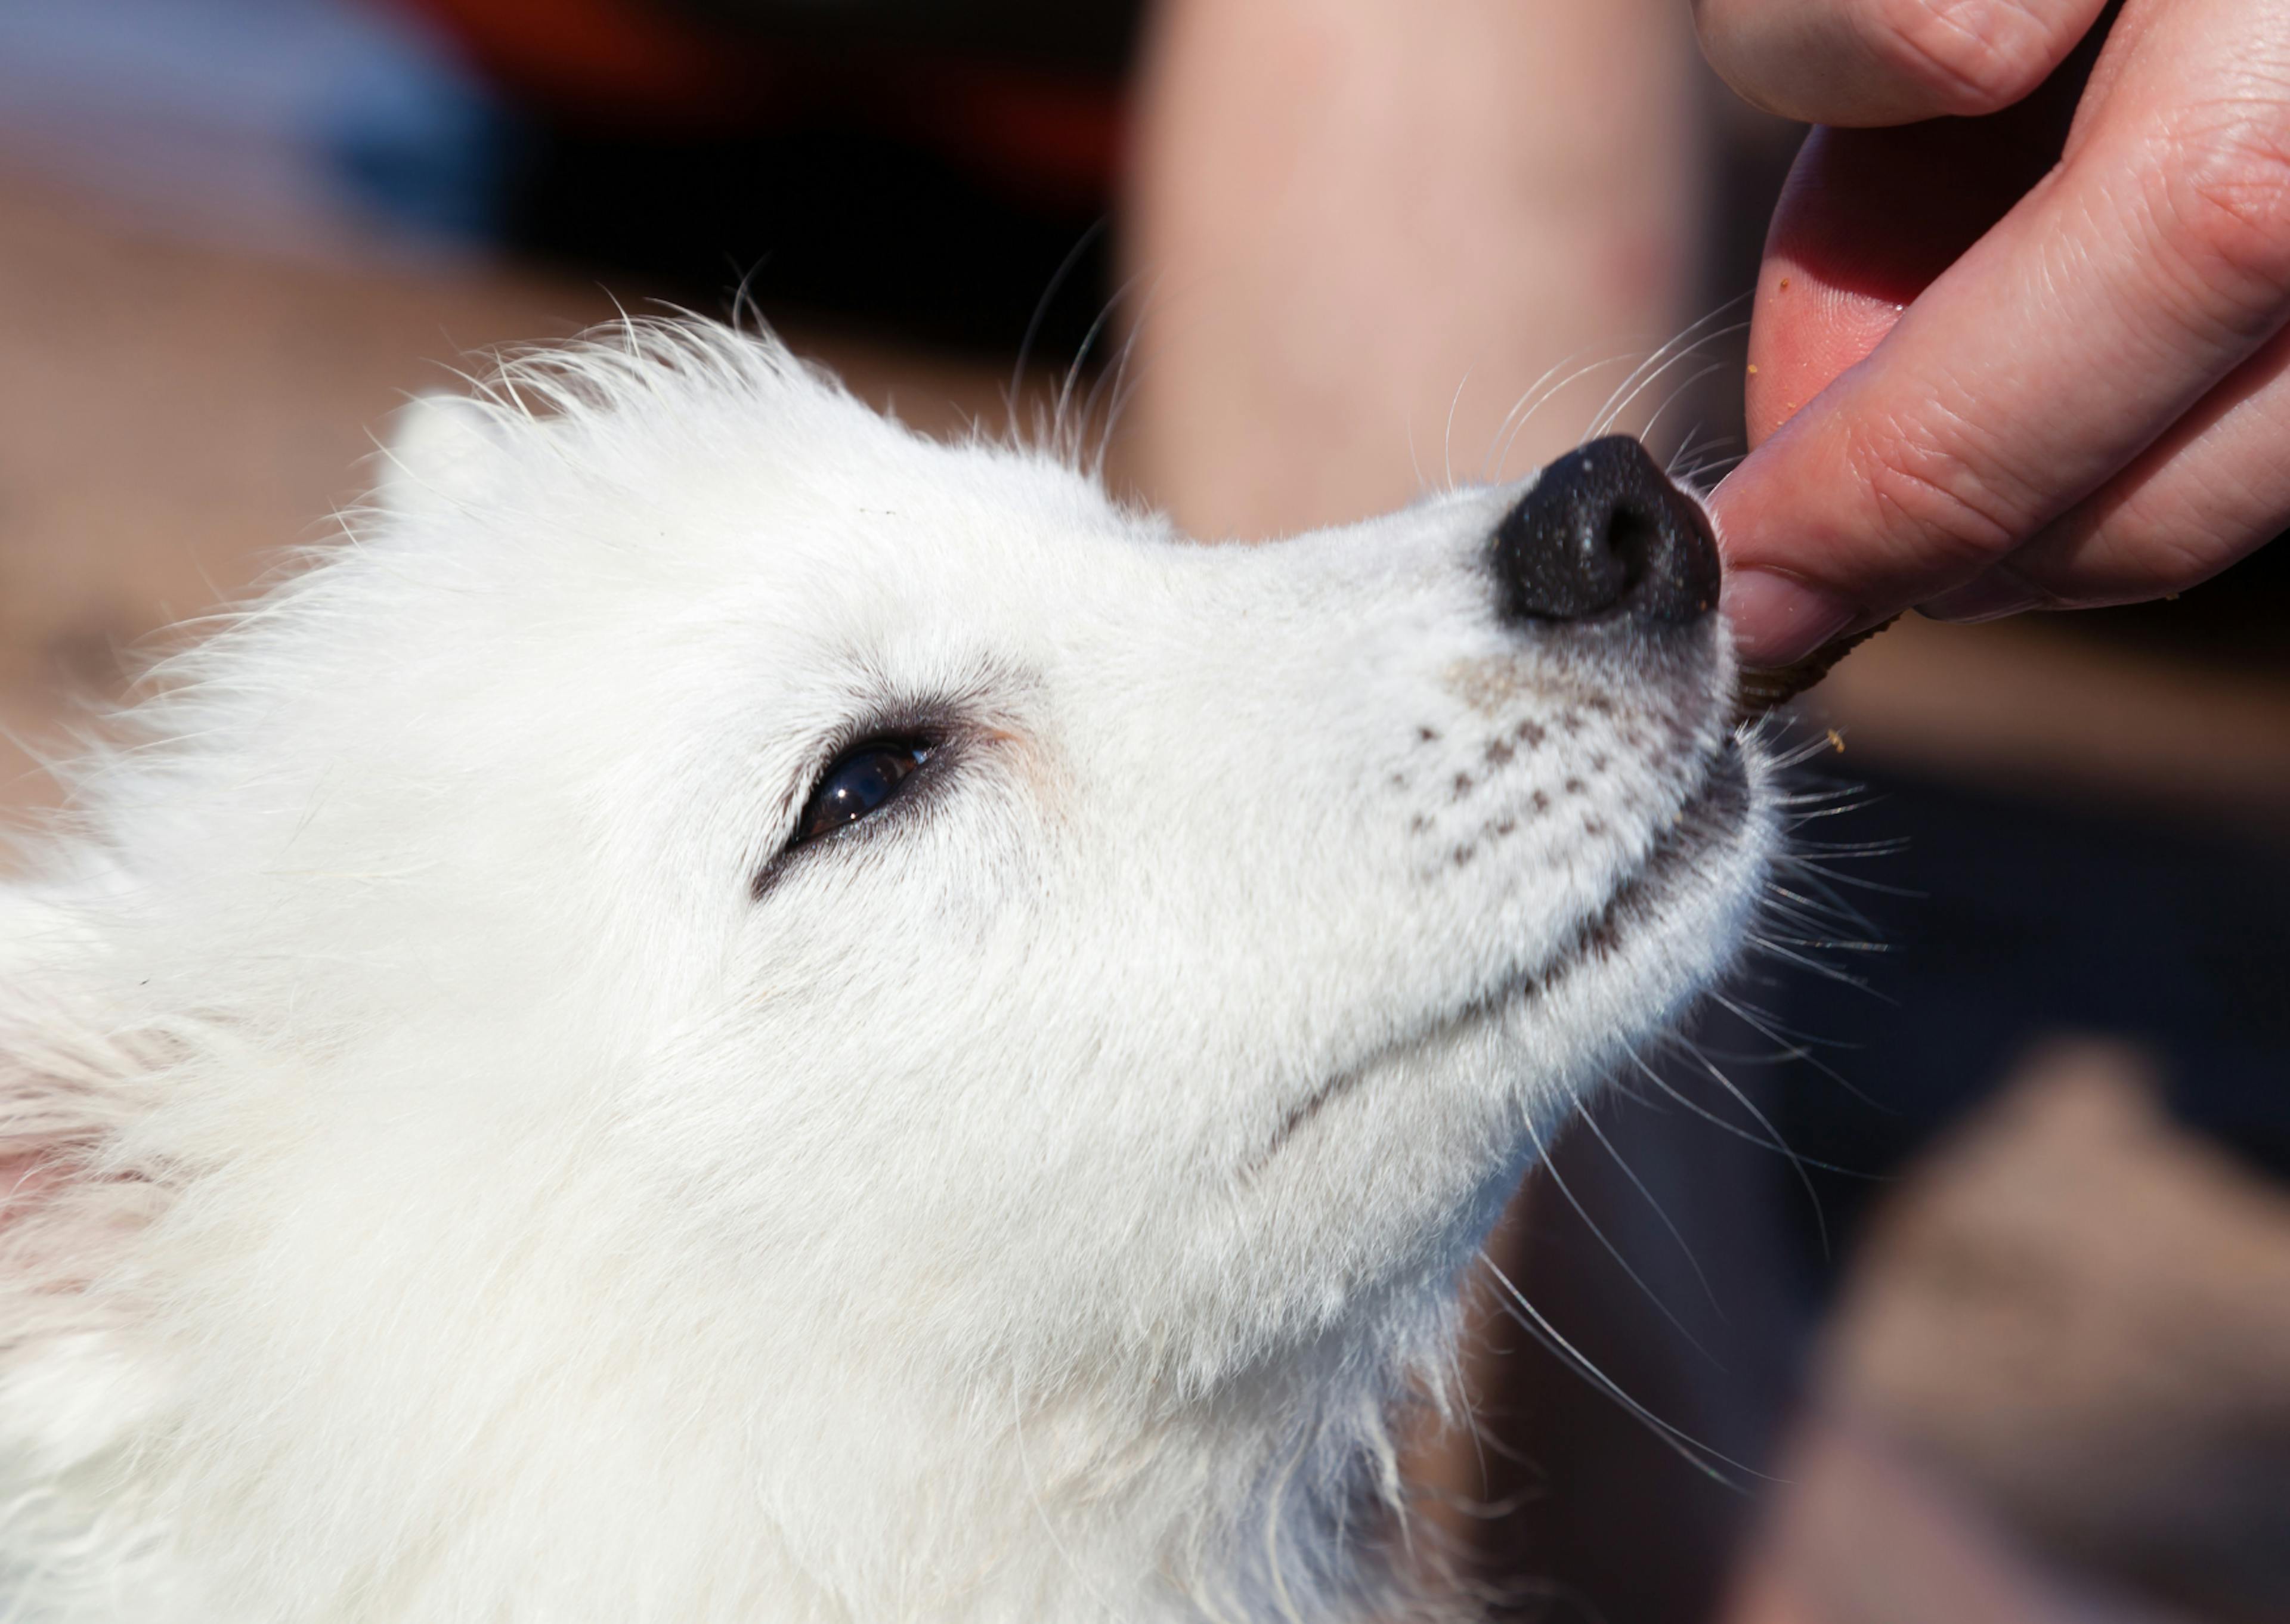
[1721,568,1858,667]
[1918,572,2047,624]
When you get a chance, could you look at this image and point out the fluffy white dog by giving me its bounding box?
[0,324,1772,1623]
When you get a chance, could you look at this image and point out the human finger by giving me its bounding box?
[1920,321,2290,616]
[1692,0,2110,126]
[1740,111,2067,451]
[1740,0,2104,444]
[1713,0,2290,666]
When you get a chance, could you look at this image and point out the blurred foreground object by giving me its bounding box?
[1726,1040,2290,1624]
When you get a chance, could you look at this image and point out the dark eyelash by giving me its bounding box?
[750,706,967,900]
[790,738,933,846]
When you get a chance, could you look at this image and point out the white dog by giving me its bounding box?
[0,324,1772,1623]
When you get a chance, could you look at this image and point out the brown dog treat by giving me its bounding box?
[1734,615,1899,723]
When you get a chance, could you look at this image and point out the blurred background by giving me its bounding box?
[0,2,2283,1620]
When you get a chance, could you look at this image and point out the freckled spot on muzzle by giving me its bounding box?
[1441,655,1554,717]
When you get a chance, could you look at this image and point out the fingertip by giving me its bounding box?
[1743,265,1899,447]
[1720,567,1861,669]
[1694,0,2107,128]
[1743,124,1972,448]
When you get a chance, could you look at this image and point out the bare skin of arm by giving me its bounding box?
[1120,0,1708,541]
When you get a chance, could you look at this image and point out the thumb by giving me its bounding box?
[1746,117,2051,447]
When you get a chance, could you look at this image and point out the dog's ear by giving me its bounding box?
[0,1102,172,1603]
[374,390,511,516]
[0,890,157,1254]
[0,894,172,1487]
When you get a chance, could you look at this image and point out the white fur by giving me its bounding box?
[0,324,1773,1623]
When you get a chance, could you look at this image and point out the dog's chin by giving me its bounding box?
[1485,732,1768,1066]
[1249,734,1768,1175]
[1521,731,1758,1003]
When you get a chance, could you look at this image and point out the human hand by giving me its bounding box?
[1694,0,2290,667]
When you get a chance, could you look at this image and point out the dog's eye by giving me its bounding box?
[794,740,931,844]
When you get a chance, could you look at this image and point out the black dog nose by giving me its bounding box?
[1491,436,1720,627]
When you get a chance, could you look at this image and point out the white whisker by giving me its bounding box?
[1475,1255,1768,1489]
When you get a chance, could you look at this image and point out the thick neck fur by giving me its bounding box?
[1,996,1463,1622]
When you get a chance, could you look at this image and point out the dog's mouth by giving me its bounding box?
[1249,737,1753,1173]
[1538,733,1751,982]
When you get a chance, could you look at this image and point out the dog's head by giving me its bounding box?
[1,326,1771,1618]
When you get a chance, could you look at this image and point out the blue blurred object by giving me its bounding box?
[321,23,522,244]
[0,0,519,255]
